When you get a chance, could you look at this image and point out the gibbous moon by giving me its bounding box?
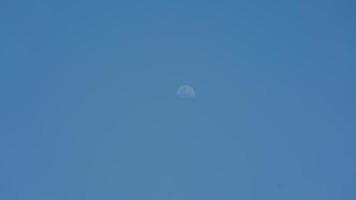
[176,85,195,99]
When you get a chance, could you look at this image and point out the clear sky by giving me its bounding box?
[0,0,355,199]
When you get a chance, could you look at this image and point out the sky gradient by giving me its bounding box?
[1,0,356,199]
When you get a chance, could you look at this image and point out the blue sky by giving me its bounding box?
[0,0,355,199]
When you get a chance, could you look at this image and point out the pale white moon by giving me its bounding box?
[176,85,195,98]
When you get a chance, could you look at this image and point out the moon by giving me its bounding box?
[176,85,195,99]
